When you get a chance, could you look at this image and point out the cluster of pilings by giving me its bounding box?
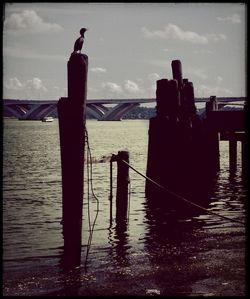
[145,60,219,202]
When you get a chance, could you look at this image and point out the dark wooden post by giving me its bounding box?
[205,95,218,115]
[167,79,180,122]
[116,150,130,223]
[171,60,183,90]
[156,79,168,118]
[229,134,237,171]
[57,53,88,270]
[146,76,181,198]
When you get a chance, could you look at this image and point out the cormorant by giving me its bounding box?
[73,28,88,54]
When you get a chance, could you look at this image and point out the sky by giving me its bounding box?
[2,2,246,101]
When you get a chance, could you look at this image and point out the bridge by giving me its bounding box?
[3,98,155,121]
[2,97,246,121]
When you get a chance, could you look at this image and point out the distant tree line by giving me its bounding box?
[123,106,156,119]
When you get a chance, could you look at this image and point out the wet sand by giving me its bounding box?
[3,228,245,296]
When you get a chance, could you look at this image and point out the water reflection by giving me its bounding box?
[141,175,218,295]
[107,219,130,267]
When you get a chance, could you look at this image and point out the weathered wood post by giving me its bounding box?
[146,59,215,201]
[145,77,181,198]
[171,59,183,89]
[229,133,237,171]
[116,150,130,223]
[57,53,88,269]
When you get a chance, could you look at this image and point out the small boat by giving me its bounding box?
[42,116,54,122]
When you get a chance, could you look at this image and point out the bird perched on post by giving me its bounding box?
[72,28,88,54]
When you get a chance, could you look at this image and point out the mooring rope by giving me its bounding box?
[121,159,245,226]
[127,179,131,223]
[84,128,100,267]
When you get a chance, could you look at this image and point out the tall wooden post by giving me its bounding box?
[57,53,88,270]
[116,150,130,223]
[171,60,183,90]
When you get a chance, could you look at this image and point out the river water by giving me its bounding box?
[3,119,246,296]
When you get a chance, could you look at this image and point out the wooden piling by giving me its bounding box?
[146,60,221,202]
[116,150,130,223]
[171,60,183,90]
[146,76,181,198]
[156,79,168,118]
[57,53,88,270]
[229,134,237,171]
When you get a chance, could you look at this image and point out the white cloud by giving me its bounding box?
[4,77,23,90]
[123,80,140,94]
[101,82,123,95]
[90,67,107,73]
[217,13,241,24]
[26,77,48,92]
[100,80,145,97]
[4,77,49,99]
[147,73,161,82]
[4,10,63,34]
[141,23,227,44]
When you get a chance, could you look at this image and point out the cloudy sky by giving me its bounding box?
[3,2,246,101]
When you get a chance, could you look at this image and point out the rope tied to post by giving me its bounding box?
[120,159,245,226]
[84,128,100,268]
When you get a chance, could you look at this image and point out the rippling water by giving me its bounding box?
[3,119,246,296]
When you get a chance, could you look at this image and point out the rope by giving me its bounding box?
[109,159,113,227]
[127,179,131,223]
[121,159,245,226]
[84,128,100,267]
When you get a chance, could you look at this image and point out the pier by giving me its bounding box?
[145,60,246,201]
